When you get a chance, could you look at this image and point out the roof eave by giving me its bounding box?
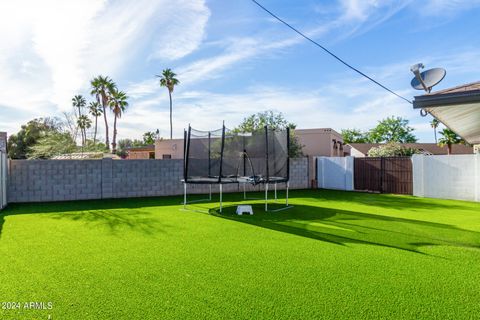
[412,90,480,109]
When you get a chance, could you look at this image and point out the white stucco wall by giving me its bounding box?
[316,156,354,191]
[412,154,480,202]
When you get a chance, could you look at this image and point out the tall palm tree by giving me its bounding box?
[88,101,103,144]
[90,76,116,150]
[77,115,92,147]
[108,90,129,153]
[438,128,463,155]
[72,95,86,118]
[157,69,179,139]
[430,118,440,143]
[72,95,86,143]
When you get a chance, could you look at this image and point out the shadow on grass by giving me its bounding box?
[0,196,184,238]
[309,189,480,212]
[1,190,479,252]
[208,203,480,255]
[49,209,164,236]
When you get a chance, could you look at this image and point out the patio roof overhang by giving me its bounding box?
[412,82,480,144]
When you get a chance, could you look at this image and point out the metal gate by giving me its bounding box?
[0,152,6,209]
[354,157,413,195]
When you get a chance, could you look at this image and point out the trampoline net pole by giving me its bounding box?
[220,184,223,212]
[286,181,289,206]
[265,183,268,211]
[184,183,187,209]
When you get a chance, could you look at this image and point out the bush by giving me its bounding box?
[367,143,420,157]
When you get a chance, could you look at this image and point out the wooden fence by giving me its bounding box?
[354,157,413,195]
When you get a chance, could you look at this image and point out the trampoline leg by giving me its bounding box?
[265,183,268,211]
[219,184,223,213]
[183,183,187,209]
[209,184,212,201]
[286,181,289,206]
[243,183,246,200]
[274,183,277,202]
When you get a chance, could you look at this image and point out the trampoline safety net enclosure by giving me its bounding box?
[182,124,292,212]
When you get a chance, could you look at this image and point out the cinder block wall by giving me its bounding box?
[8,158,308,203]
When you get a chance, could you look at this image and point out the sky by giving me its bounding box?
[1,0,480,143]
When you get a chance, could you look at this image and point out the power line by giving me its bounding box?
[250,0,412,104]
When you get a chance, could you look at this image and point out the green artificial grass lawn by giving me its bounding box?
[0,190,479,320]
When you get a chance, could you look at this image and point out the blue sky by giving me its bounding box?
[1,0,480,143]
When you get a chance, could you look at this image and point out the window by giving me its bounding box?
[149,152,155,159]
[162,154,172,159]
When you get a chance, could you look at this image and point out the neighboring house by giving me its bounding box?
[345,143,473,157]
[126,145,155,159]
[295,128,345,185]
[155,139,183,159]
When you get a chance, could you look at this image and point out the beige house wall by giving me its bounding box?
[295,128,344,186]
[155,139,184,159]
[127,151,154,159]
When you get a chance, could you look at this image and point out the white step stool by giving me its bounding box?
[236,205,253,215]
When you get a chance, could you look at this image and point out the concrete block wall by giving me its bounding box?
[0,152,7,209]
[8,160,102,202]
[8,157,309,203]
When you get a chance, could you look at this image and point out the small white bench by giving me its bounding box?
[236,205,253,215]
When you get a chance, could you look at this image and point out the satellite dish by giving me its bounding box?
[410,63,446,92]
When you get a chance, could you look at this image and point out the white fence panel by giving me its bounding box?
[316,156,354,191]
[412,154,480,202]
[0,152,6,209]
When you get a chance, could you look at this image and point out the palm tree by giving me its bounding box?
[430,118,440,143]
[157,69,179,139]
[88,101,103,144]
[438,128,463,155]
[72,95,86,118]
[108,89,129,153]
[72,95,86,143]
[90,76,116,150]
[77,115,92,147]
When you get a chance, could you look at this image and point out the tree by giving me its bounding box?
[341,129,369,144]
[235,110,304,157]
[77,115,92,147]
[157,69,179,139]
[367,143,420,157]
[368,116,417,143]
[108,89,129,153]
[7,118,62,159]
[143,129,160,145]
[72,95,87,144]
[88,101,103,144]
[72,95,86,118]
[438,128,463,155]
[90,75,116,149]
[430,118,440,143]
[27,132,77,159]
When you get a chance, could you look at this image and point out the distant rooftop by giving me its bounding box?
[126,145,155,152]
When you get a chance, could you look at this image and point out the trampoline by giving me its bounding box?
[182,124,292,212]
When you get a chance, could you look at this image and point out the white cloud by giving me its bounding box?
[421,0,480,16]
[0,0,210,116]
